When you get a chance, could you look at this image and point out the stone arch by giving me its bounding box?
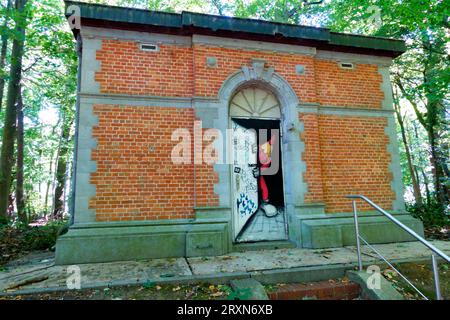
[218,65,300,131]
[214,63,307,243]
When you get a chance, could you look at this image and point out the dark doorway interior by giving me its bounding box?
[232,118,285,208]
[232,118,287,243]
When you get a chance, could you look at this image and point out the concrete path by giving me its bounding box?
[1,240,449,295]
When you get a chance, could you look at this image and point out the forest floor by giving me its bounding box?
[424,225,449,241]
[0,282,233,300]
[0,220,67,266]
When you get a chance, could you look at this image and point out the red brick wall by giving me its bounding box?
[95,40,194,97]
[314,60,383,109]
[94,40,384,110]
[300,113,324,203]
[193,122,220,207]
[193,44,317,102]
[312,115,395,212]
[88,38,392,219]
[90,105,218,222]
[195,164,219,207]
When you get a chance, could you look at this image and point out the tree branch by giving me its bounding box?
[393,76,427,129]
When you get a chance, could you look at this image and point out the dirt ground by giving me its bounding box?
[382,262,449,300]
[0,283,233,300]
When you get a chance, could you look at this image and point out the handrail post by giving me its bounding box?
[431,254,442,300]
[347,194,450,300]
[352,200,363,271]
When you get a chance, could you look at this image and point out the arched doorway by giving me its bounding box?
[230,86,288,243]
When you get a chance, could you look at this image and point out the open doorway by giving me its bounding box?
[231,118,288,243]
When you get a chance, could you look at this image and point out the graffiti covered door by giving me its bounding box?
[231,120,259,240]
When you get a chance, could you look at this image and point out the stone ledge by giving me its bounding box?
[299,214,424,249]
[55,221,229,265]
[295,203,325,215]
[194,206,231,219]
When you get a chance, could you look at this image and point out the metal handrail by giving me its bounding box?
[347,195,450,300]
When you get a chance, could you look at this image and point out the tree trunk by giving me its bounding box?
[42,123,58,215]
[0,0,27,220]
[396,34,449,209]
[420,168,432,205]
[394,94,422,205]
[421,34,449,208]
[44,147,57,216]
[44,152,54,215]
[52,115,72,219]
[16,86,26,224]
[0,0,13,112]
[428,128,448,207]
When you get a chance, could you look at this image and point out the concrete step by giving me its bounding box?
[231,240,296,252]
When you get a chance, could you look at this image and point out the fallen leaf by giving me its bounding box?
[211,292,223,297]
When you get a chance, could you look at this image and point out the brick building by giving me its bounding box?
[56,1,423,264]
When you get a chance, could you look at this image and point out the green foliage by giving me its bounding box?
[0,219,68,265]
[84,0,206,12]
[313,0,449,208]
[0,0,77,218]
[0,214,7,226]
[406,200,449,228]
[22,221,68,250]
[0,0,447,229]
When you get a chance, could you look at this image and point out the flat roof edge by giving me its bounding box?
[64,1,406,57]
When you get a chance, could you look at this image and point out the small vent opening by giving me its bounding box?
[140,43,159,52]
[339,62,354,70]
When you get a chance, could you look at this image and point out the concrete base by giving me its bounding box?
[298,212,424,249]
[55,219,229,265]
[55,211,424,264]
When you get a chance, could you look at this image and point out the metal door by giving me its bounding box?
[231,120,259,240]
